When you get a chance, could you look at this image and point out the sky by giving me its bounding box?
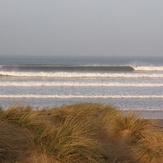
[0,0,163,57]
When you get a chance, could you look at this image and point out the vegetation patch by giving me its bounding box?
[0,103,162,163]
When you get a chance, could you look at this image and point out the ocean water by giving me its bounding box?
[0,55,163,111]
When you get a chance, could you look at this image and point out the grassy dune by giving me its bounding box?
[0,103,163,163]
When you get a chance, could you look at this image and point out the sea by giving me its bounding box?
[0,55,163,111]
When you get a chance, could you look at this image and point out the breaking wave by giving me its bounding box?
[1,94,163,99]
[133,66,163,71]
[0,81,163,87]
[0,71,163,78]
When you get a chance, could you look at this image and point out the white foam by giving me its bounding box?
[1,71,163,78]
[1,94,163,99]
[0,81,163,87]
[133,66,163,71]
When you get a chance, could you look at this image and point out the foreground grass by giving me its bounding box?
[0,103,162,163]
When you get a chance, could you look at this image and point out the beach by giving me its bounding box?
[0,56,163,162]
[1,0,163,162]
[123,110,163,119]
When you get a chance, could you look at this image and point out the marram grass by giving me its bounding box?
[132,131,163,163]
[110,112,152,144]
[0,103,162,163]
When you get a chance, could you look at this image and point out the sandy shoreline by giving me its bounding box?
[123,110,163,119]
[123,110,163,131]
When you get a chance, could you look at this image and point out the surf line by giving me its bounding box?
[0,82,163,87]
[0,95,163,99]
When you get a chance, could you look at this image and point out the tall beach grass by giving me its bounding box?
[0,103,162,163]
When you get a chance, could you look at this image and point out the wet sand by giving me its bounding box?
[123,110,163,119]
[123,110,163,131]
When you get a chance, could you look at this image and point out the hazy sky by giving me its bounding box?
[0,0,163,57]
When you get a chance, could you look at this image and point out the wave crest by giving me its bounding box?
[1,71,163,78]
[133,66,163,71]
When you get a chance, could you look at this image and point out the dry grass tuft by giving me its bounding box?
[27,150,57,163]
[110,112,152,145]
[33,111,105,163]
[0,103,162,163]
[132,131,163,163]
